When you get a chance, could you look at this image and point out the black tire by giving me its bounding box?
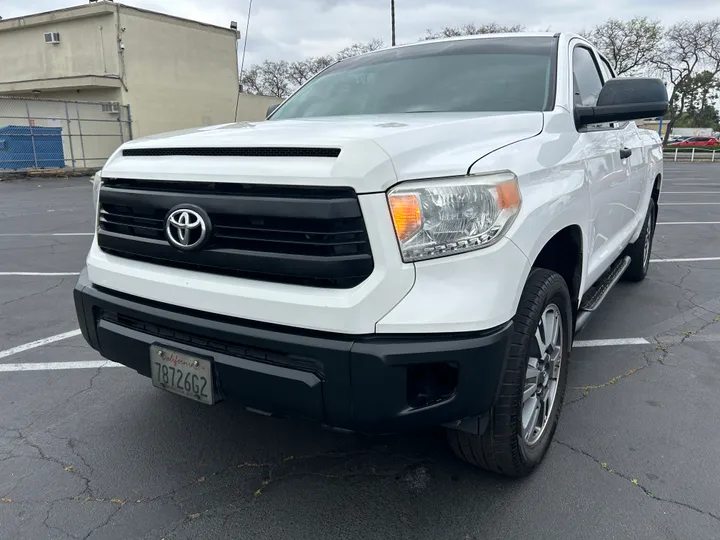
[447,269,572,477]
[623,199,656,282]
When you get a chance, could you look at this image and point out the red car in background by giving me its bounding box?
[670,136,719,147]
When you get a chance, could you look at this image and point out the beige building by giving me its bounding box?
[636,119,667,139]
[0,1,280,139]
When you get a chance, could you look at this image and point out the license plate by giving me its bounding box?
[150,345,215,405]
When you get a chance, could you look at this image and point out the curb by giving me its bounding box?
[0,168,100,181]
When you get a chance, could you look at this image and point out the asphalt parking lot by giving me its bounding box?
[1,164,720,540]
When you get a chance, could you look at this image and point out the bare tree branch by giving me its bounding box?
[653,21,720,144]
[581,17,663,75]
[421,22,524,41]
[264,60,291,98]
[240,64,264,95]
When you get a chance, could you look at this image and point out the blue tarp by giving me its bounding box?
[0,125,65,169]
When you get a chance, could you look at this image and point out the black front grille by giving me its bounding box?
[97,179,374,288]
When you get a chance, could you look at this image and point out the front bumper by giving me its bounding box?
[74,270,512,433]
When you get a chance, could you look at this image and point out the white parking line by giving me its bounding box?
[664,176,720,179]
[0,329,82,360]
[574,338,650,347]
[663,183,720,187]
[0,361,121,373]
[0,272,80,276]
[0,233,93,237]
[657,222,720,225]
[658,202,720,206]
[651,257,720,263]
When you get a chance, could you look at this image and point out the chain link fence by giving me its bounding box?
[0,97,132,172]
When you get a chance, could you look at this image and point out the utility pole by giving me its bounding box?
[658,81,667,139]
[391,0,396,46]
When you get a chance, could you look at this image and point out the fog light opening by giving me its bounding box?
[407,362,458,409]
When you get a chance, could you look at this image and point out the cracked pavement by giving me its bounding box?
[2,166,720,539]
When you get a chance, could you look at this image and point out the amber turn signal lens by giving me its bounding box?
[388,193,422,241]
[496,180,521,210]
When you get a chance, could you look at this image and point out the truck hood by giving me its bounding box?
[105,112,544,193]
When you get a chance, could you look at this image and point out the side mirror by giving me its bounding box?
[266,103,281,118]
[575,78,668,129]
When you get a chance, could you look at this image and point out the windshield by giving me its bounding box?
[270,37,556,120]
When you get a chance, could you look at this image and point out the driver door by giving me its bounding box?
[596,53,647,229]
[571,43,628,282]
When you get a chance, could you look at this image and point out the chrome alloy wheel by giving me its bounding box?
[522,304,564,445]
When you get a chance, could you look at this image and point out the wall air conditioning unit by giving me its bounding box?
[44,32,61,44]
[101,102,121,114]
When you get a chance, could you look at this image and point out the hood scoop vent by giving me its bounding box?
[122,147,341,158]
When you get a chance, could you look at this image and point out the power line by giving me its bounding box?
[235,0,254,122]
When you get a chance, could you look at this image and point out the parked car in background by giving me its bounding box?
[670,136,719,147]
[668,136,690,144]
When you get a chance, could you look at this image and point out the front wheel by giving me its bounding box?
[447,269,572,477]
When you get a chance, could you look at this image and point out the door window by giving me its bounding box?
[598,56,615,83]
[572,47,604,107]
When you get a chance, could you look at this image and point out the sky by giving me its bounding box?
[3,0,720,68]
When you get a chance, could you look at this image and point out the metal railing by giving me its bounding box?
[0,97,132,172]
[663,148,720,162]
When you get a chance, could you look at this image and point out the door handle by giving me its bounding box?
[620,147,632,159]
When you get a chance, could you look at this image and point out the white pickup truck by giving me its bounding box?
[74,33,668,477]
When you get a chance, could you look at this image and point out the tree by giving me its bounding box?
[654,20,720,144]
[240,60,290,98]
[287,55,336,88]
[421,22,524,41]
[287,60,315,88]
[581,17,663,75]
[260,60,291,98]
[674,107,720,131]
[671,71,720,130]
[241,40,384,98]
[335,39,385,60]
[240,64,264,95]
[308,55,335,74]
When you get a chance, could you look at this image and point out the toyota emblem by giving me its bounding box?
[165,206,210,251]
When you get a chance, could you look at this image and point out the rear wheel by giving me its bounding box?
[623,199,656,282]
[447,269,572,477]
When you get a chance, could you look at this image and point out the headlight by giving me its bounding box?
[387,172,521,262]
